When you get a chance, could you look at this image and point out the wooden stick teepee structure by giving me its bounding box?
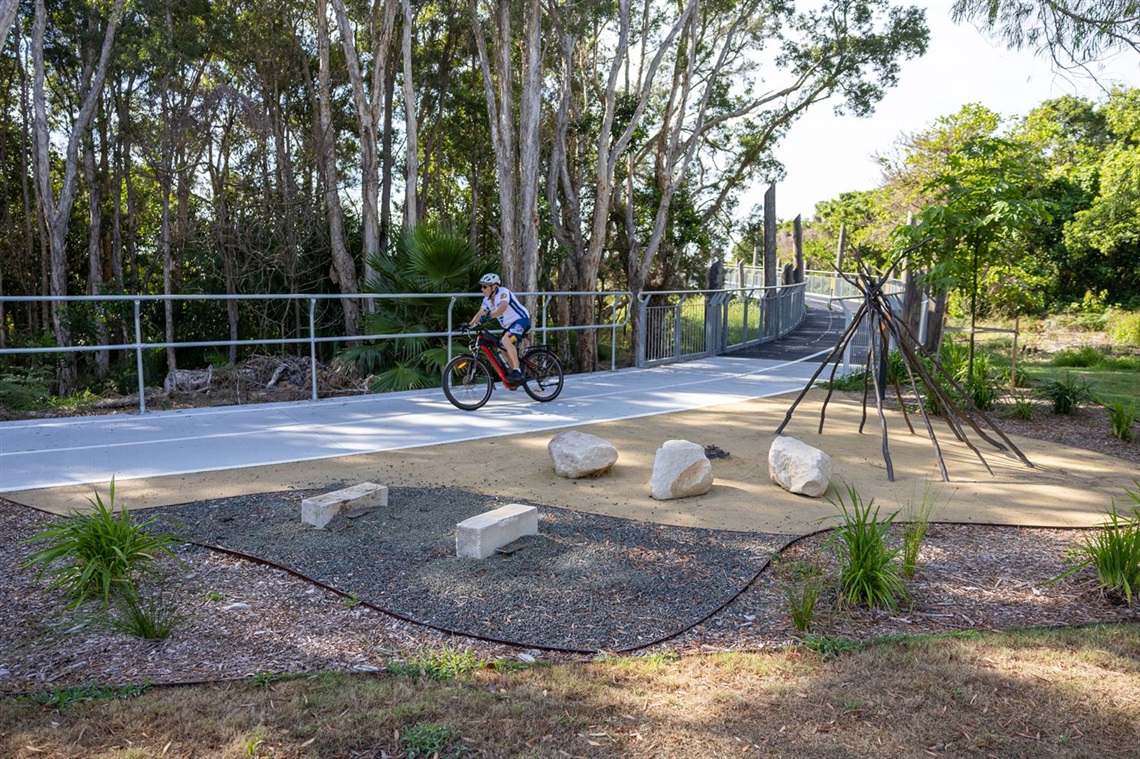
[774,247,1032,482]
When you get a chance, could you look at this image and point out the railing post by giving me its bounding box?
[674,295,685,361]
[309,298,318,402]
[135,300,145,414]
[636,295,647,368]
[447,297,457,362]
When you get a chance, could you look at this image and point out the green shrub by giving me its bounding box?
[819,369,867,392]
[1049,483,1140,605]
[824,483,906,611]
[1108,401,1137,442]
[0,364,52,410]
[387,645,487,681]
[1052,346,1106,367]
[21,480,183,608]
[1106,309,1140,349]
[1035,372,1096,415]
[939,339,969,380]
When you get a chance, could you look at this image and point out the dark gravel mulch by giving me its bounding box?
[154,487,792,652]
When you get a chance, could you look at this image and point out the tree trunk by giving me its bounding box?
[380,50,396,254]
[316,0,361,338]
[330,0,396,297]
[401,0,419,229]
[82,127,110,377]
[30,0,126,393]
[470,0,522,285]
[1,0,18,53]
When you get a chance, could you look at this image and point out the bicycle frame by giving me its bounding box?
[473,331,518,386]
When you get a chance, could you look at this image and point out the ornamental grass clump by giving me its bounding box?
[1107,400,1136,442]
[21,479,182,608]
[824,483,906,611]
[901,482,943,580]
[1050,483,1140,605]
[1035,371,1095,414]
[778,559,825,633]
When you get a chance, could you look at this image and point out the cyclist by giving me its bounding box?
[467,273,531,382]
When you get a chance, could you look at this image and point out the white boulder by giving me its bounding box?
[548,430,618,479]
[650,439,713,500]
[768,436,832,497]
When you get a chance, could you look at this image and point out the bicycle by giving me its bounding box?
[441,324,565,411]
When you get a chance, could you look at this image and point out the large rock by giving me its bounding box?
[548,430,618,479]
[769,436,832,497]
[650,439,713,500]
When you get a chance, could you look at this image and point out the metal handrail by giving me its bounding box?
[0,290,630,413]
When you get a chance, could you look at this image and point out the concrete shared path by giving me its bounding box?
[0,353,828,494]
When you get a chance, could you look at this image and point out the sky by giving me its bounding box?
[752,0,1140,224]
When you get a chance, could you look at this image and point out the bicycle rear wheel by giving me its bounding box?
[521,350,564,402]
[442,354,493,410]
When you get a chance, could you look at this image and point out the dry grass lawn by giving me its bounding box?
[2,624,1138,758]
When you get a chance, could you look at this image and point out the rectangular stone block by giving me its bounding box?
[301,482,388,529]
[456,503,538,559]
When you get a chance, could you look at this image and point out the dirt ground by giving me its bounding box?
[12,389,1138,534]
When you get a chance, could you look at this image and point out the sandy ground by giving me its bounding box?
[10,389,1138,535]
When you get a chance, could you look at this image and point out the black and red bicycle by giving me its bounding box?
[441,324,565,411]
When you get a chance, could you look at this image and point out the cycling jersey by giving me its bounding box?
[482,286,530,330]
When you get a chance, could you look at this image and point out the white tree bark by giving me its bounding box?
[401,0,419,229]
[0,0,17,53]
[330,0,398,299]
[316,0,361,338]
[31,0,126,392]
[469,0,544,290]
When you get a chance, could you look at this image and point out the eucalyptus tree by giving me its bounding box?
[329,0,398,295]
[1011,94,1112,307]
[30,0,128,392]
[469,0,544,294]
[316,0,362,339]
[952,0,1140,74]
[546,0,929,368]
[1,0,16,54]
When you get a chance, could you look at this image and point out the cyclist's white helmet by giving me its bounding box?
[479,273,501,286]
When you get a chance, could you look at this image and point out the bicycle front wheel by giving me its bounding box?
[521,350,564,402]
[442,354,493,410]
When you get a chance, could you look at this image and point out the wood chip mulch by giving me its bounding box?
[3,464,1138,695]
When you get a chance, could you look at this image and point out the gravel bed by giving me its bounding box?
[153,487,791,652]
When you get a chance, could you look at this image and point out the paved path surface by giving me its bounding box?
[0,352,828,494]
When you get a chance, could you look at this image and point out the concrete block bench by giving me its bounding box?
[301,482,388,529]
[456,504,538,559]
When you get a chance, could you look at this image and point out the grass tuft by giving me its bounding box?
[1035,371,1096,414]
[1107,400,1136,442]
[106,584,180,639]
[901,482,943,580]
[21,479,183,608]
[1049,482,1140,605]
[823,483,907,611]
